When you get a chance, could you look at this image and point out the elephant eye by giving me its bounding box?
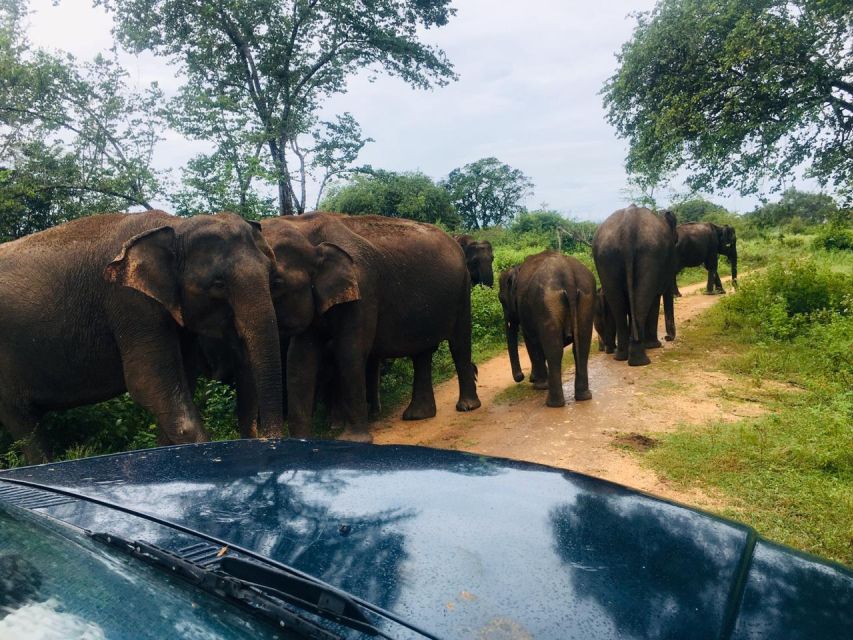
[210,278,226,293]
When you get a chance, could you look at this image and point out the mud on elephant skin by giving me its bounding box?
[592,205,678,367]
[454,235,495,287]
[0,210,284,461]
[262,213,480,443]
[673,222,738,296]
[499,251,596,407]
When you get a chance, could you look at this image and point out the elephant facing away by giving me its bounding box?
[499,251,596,407]
[454,235,495,287]
[0,211,284,461]
[262,213,480,442]
[594,287,616,354]
[592,205,677,367]
[673,222,738,296]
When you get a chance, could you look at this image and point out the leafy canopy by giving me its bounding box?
[100,0,457,215]
[321,169,459,227]
[603,0,853,200]
[745,188,839,228]
[0,0,163,240]
[442,157,533,229]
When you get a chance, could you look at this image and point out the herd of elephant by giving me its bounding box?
[0,205,736,462]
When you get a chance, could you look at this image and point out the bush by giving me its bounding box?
[813,226,853,251]
[470,285,505,345]
[718,259,853,341]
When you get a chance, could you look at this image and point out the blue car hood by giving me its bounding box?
[0,439,850,639]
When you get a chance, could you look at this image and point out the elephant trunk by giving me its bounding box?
[480,265,495,288]
[728,246,738,289]
[233,284,284,437]
[505,320,524,382]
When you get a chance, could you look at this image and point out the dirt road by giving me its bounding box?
[372,276,748,507]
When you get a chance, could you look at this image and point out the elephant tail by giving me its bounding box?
[562,288,581,347]
[626,253,641,343]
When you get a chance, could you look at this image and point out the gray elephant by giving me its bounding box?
[592,205,677,366]
[673,222,738,296]
[259,213,480,442]
[594,287,616,354]
[454,235,495,287]
[0,210,284,461]
[499,251,596,407]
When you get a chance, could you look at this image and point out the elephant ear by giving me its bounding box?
[104,226,184,326]
[662,209,677,233]
[313,242,361,314]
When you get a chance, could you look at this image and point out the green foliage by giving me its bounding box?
[470,285,505,346]
[321,170,459,226]
[442,157,533,229]
[603,0,853,197]
[718,258,853,341]
[102,0,456,214]
[511,210,597,252]
[745,188,839,228]
[0,0,163,240]
[670,198,729,223]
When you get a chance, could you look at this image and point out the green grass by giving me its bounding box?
[640,259,853,566]
[493,381,541,405]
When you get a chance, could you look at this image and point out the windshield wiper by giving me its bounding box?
[91,532,382,640]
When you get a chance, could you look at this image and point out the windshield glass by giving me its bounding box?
[0,507,281,640]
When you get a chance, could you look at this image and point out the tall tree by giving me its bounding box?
[443,157,533,229]
[0,0,163,240]
[102,0,457,215]
[603,0,853,200]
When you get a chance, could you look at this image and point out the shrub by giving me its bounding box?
[813,226,853,251]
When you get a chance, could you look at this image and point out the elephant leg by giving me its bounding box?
[607,295,630,362]
[333,341,372,442]
[525,335,549,389]
[449,294,481,413]
[286,331,321,439]
[119,333,209,444]
[366,356,381,419]
[402,351,437,420]
[541,328,566,407]
[573,309,593,402]
[705,255,719,294]
[643,295,662,349]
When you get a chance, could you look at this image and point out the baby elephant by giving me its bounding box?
[499,251,596,407]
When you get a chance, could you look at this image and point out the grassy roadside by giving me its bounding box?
[640,253,853,565]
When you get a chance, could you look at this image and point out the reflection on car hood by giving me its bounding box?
[1,439,851,639]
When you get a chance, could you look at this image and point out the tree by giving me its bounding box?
[745,188,838,228]
[321,170,459,227]
[603,0,853,200]
[102,0,457,215]
[670,198,729,223]
[443,158,533,229]
[0,0,163,240]
[511,210,598,251]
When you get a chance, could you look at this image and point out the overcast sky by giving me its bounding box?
[25,0,820,221]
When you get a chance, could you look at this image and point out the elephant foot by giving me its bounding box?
[575,389,592,402]
[513,371,525,383]
[546,394,566,408]
[664,334,675,342]
[368,404,382,420]
[614,350,629,361]
[533,380,549,390]
[605,346,615,354]
[643,339,662,349]
[456,396,481,412]
[673,291,682,298]
[714,288,726,295]
[628,353,651,366]
[338,428,373,444]
[402,401,437,420]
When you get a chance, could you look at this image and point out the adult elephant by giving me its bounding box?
[499,251,596,407]
[454,235,495,287]
[673,222,738,296]
[0,211,284,461]
[592,205,677,366]
[262,213,481,442]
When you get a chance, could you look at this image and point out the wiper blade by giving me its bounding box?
[91,532,381,640]
[218,555,378,636]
